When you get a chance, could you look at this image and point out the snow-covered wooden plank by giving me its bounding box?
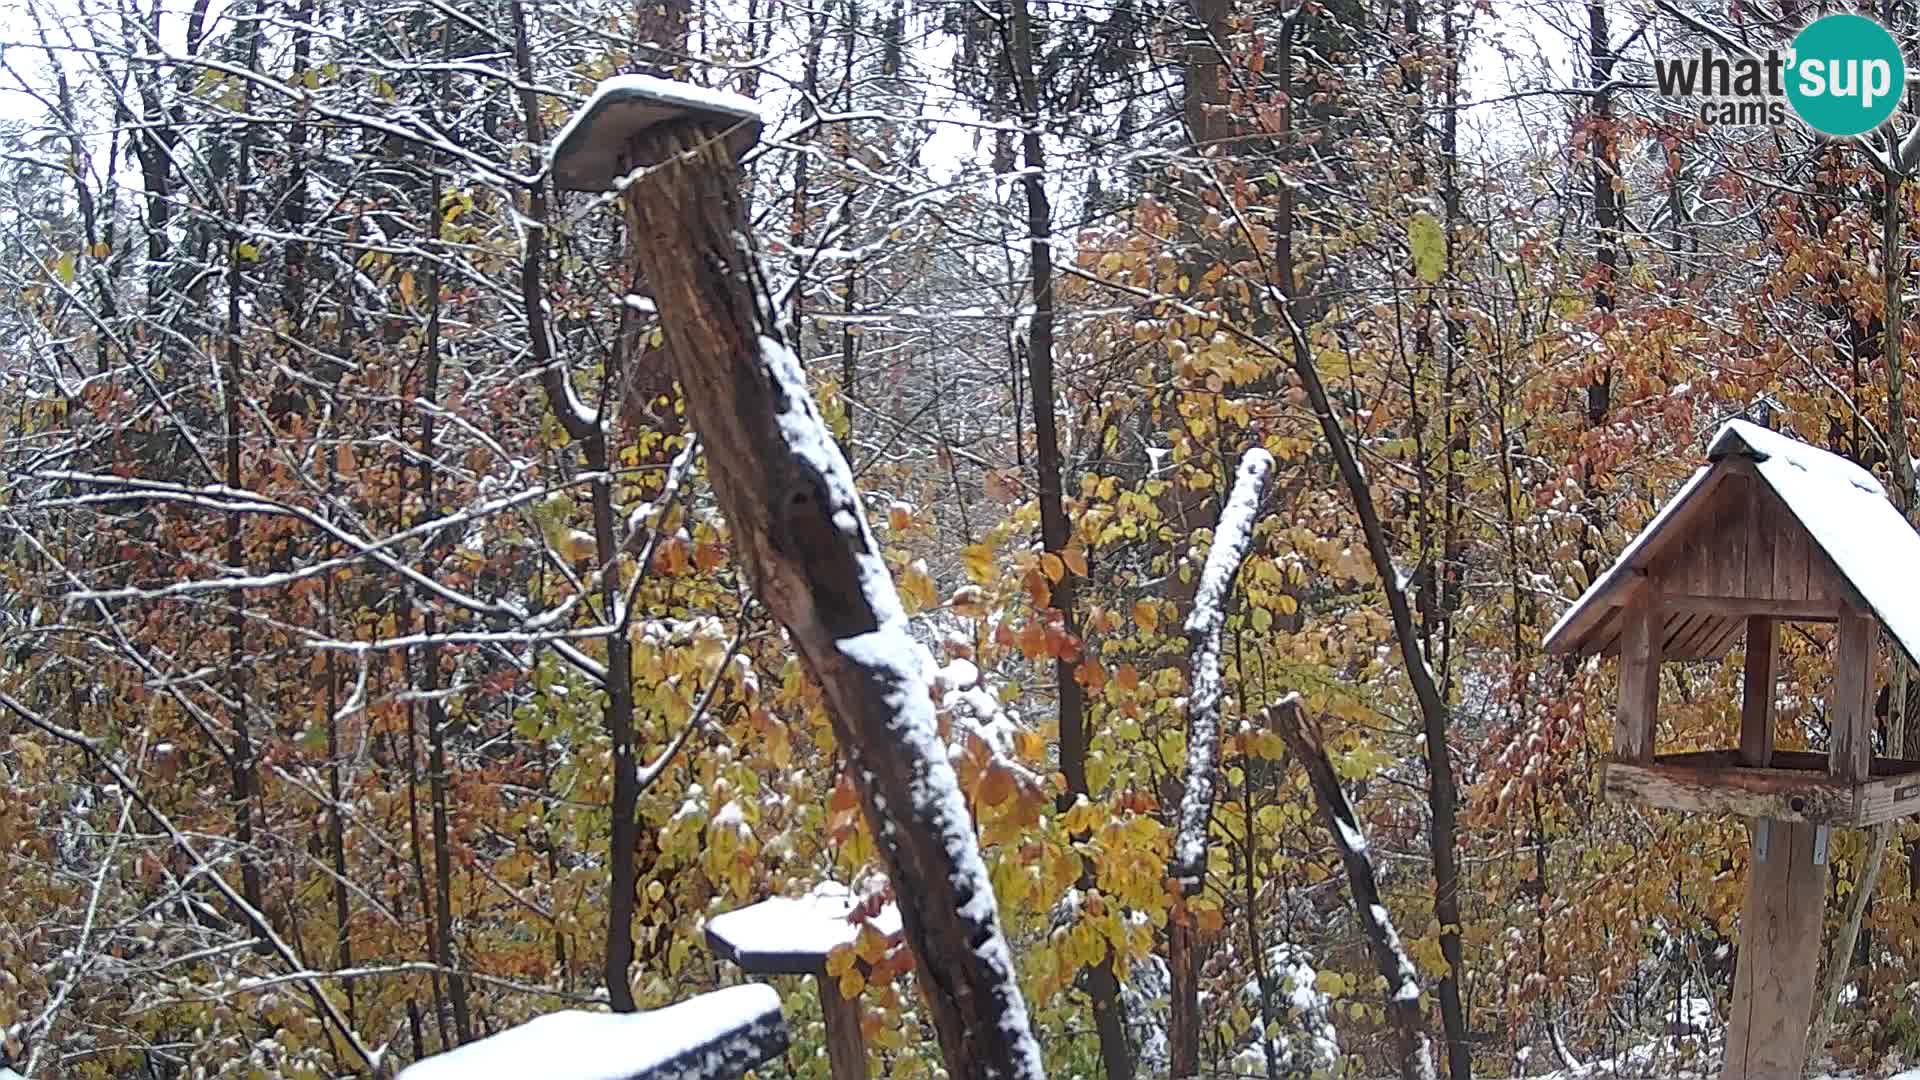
[706,882,901,975]
[396,984,786,1080]
[549,75,762,191]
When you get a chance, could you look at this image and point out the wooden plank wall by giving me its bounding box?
[1651,474,1846,608]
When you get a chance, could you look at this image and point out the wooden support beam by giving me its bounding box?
[1833,605,1875,784]
[817,973,869,1080]
[1722,820,1827,1078]
[1662,595,1840,622]
[1615,587,1661,762]
[1740,617,1776,768]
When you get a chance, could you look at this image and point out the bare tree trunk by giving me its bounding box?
[1268,696,1437,1080]
[1267,16,1470,1076]
[1812,164,1916,1067]
[617,118,1044,1080]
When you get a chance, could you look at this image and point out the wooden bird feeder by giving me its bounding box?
[548,74,761,191]
[1544,418,1920,1077]
[706,885,902,1080]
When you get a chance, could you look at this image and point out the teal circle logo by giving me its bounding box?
[1786,14,1905,136]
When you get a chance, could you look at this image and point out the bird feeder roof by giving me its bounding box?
[548,74,762,191]
[1543,419,1920,667]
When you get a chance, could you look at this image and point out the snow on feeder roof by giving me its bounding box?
[548,74,762,192]
[1544,418,1920,667]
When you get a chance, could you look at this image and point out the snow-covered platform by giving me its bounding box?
[396,984,786,1080]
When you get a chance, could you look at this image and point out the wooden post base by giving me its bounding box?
[816,972,868,1080]
[1722,817,1828,1078]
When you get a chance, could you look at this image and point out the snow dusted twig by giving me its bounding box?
[0,691,380,1072]
[1266,695,1436,1080]
[1168,447,1273,888]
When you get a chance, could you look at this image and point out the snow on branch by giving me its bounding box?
[1168,447,1273,889]
[1266,695,1436,1080]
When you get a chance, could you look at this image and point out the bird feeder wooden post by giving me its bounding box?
[1544,420,1920,1078]
[706,889,903,1080]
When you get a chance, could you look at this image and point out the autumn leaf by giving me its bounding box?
[1133,598,1158,632]
[1409,210,1444,283]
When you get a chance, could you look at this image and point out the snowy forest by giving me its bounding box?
[9,0,1920,1075]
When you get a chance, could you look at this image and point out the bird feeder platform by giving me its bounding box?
[706,884,900,1080]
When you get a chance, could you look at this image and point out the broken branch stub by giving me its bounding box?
[606,113,1044,1079]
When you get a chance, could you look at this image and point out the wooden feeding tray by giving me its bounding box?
[396,983,787,1080]
[705,884,901,1080]
[1604,749,1920,827]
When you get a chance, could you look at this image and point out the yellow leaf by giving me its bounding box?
[399,271,417,305]
[53,252,74,284]
[1409,210,1445,283]
[1040,552,1065,583]
[962,542,996,585]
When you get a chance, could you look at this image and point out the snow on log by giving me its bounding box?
[1266,695,1436,1080]
[595,101,1044,1079]
[396,984,787,1080]
[1168,447,1273,888]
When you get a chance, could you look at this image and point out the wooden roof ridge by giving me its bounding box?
[1543,419,1920,667]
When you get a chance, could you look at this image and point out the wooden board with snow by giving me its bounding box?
[395,984,786,1080]
[706,882,903,975]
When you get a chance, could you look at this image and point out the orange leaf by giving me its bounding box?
[1063,544,1088,577]
[977,762,1016,806]
[1040,552,1065,582]
[1132,599,1158,632]
[1114,663,1140,691]
[1024,570,1050,608]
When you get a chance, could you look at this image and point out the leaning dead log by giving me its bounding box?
[550,77,1045,1079]
[1165,447,1271,1076]
[1267,695,1436,1080]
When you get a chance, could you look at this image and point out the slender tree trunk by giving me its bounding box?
[419,124,474,1043]
[222,0,266,934]
[1268,49,1469,1066]
[999,0,1132,1073]
[1812,165,1916,1065]
[507,0,643,1012]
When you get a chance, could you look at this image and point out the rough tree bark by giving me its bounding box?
[1268,695,1437,1080]
[1167,447,1273,1076]
[617,117,1044,1080]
